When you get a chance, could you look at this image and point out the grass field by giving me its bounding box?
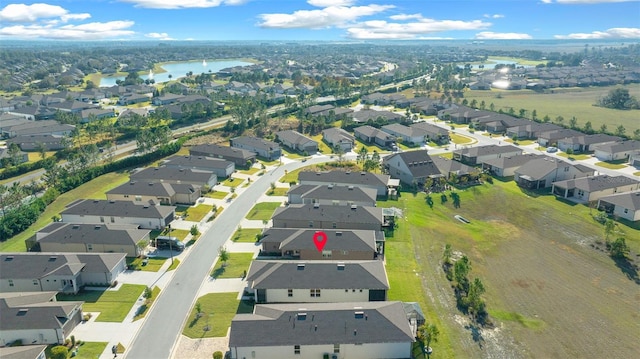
[245,202,282,220]
[58,284,145,322]
[0,171,130,252]
[239,167,260,175]
[232,228,262,242]
[205,190,229,199]
[126,257,167,272]
[391,180,640,357]
[183,204,213,222]
[183,293,254,338]
[266,187,288,196]
[222,177,244,188]
[464,85,640,134]
[309,134,333,154]
[449,133,476,145]
[211,252,254,278]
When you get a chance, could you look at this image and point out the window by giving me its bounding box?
[342,250,348,255]
[100,216,105,223]
[624,208,628,214]
[332,222,337,228]
[308,221,314,228]
[294,345,300,355]
[87,244,93,251]
[33,280,38,285]
[135,195,142,201]
[322,250,332,258]
[564,167,569,172]
[310,289,321,297]
[124,195,129,198]
[8,279,13,287]
[110,216,115,223]
[288,289,293,297]
[334,344,340,354]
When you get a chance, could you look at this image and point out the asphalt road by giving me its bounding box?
[125,154,329,359]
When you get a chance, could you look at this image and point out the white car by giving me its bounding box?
[546,146,558,153]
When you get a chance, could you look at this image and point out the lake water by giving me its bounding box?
[467,58,534,70]
[99,59,252,87]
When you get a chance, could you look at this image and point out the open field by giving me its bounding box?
[393,180,639,358]
[0,171,130,252]
[58,284,145,322]
[183,293,254,338]
[464,85,640,134]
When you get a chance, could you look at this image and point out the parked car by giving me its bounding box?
[154,236,185,251]
[546,146,558,153]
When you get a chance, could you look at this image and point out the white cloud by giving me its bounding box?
[0,21,135,40]
[118,0,248,9]
[0,3,89,22]
[308,0,355,6]
[347,18,492,39]
[145,32,174,40]
[259,4,394,29]
[543,0,637,3]
[389,13,423,20]
[483,14,504,18]
[554,27,640,39]
[475,31,532,39]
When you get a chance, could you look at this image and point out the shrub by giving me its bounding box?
[213,351,224,359]
[111,280,118,288]
[50,346,69,359]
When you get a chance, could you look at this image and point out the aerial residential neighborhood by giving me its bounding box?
[1,4,639,358]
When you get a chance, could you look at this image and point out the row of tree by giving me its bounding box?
[443,245,489,325]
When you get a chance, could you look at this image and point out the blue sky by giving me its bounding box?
[0,0,638,41]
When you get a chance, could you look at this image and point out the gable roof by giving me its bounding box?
[0,292,82,332]
[229,301,413,347]
[383,150,442,179]
[322,127,355,144]
[188,144,256,161]
[599,191,640,211]
[247,260,388,290]
[276,130,317,146]
[60,199,175,219]
[298,170,389,188]
[0,252,126,279]
[261,228,379,252]
[410,121,449,136]
[131,165,216,182]
[288,184,377,204]
[0,345,47,359]
[431,156,477,176]
[272,204,383,225]
[454,144,522,158]
[481,153,544,168]
[593,140,640,154]
[553,175,640,192]
[231,136,280,152]
[381,123,426,138]
[515,157,573,179]
[36,223,148,246]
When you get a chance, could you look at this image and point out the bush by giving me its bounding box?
[50,345,69,359]
[213,351,224,359]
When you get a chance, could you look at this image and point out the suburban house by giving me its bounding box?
[481,154,544,177]
[130,166,218,187]
[322,128,356,152]
[0,252,127,294]
[79,108,114,123]
[630,152,640,167]
[189,143,256,167]
[152,93,184,106]
[246,260,389,303]
[552,175,640,203]
[537,129,584,147]
[298,170,391,197]
[161,155,234,179]
[271,204,385,231]
[229,301,416,359]
[0,147,28,167]
[381,123,426,146]
[59,199,175,230]
[592,140,640,161]
[106,181,201,206]
[352,109,404,124]
[27,223,150,257]
[410,122,450,144]
[118,93,150,105]
[514,157,594,190]
[0,344,47,359]
[7,134,67,151]
[287,184,377,207]
[453,144,523,165]
[230,136,281,160]
[382,150,442,186]
[353,125,396,149]
[597,191,640,222]
[276,130,319,154]
[0,119,74,138]
[0,292,82,346]
[556,134,622,153]
[431,156,479,182]
[260,228,382,260]
[504,122,560,139]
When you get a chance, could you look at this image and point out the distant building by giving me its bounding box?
[230,136,281,160]
[188,144,256,168]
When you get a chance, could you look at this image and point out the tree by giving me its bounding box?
[357,146,368,164]
[442,244,452,265]
[50,346,68,359]
[609,237,629,259]
[604,219,615,241]
[597,88,639,110]
[583,121,593,134]
[633,129,640,141]
[417,323,439,357]
[333,145,345,163]
[454,256,471,292]
[190,224,200,236]
[569,116,578,129]
[555,115,564,125]
[35,141,47,160]
[218,246,229,267]
[614,125,626,137]
[600,124,608,134]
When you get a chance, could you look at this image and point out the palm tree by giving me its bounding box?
[417,323,439,358]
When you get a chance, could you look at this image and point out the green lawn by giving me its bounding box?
[211,252,255,278]
[232,228,262,242]
[133,286,161,321]
[266,187,289,196]
[58,284,145,322]
[464,85,640,134]
[126,257,167,272]
[183,204,213,222]
[205,190,229,199]
[310,134,333,154]
[449,132,476,145]
[239,167,260,175]
[166,228,190,241]
[354,140,390,154]
[595,161,628,170]
[183,293,254,338]
[246,202,281,220]
[167,258,180,271]
[46,342,108,359]
[556,152,592,161]
[1,171,130,252]
[222,177,244,188]
[282,148,306,159]
[504,138,536,146]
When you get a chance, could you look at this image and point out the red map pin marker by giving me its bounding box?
[313,231,328,252]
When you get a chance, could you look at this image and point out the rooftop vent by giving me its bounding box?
[313,203,320,208]
[348,186,354,190]
[345,171,351,175]
[297,263,305,270]
[48,256,57,262]
[351,205,357,210]
[94,225,101,230]
[297,312,307,320]
[72,225,80,229]
[361,172,366,175]
[354,311,364,319]
[328,184,334,189]
[337,263,345,271]
[336,231,342,236]
[4,256,14,261]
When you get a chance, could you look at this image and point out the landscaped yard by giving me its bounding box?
[266,187,288,196]
[183,293,254,338]
[183,204,214,222]
[232,228,262,242]
[126,257,167,272]
[0,171,130,252]
[595,160,628,170]
[45,342,108,359]
[133,286,160,321]
[382,180,639,358]
[58,284,146,322]
[222,177,244,188]
[556,152,592,161]
[239,167,260,175]
[449,132,476,145]
[245,202,282,220]
[309,134,333,154]
[205,190,229,199]
[211,252,254,278]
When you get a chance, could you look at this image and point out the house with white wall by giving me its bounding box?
[597,191,640,222]
[60,199,175,230]
[552,175,640,203]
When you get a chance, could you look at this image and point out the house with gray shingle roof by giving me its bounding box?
[0,252,126,294]
[298,170,390,196]
[131,165,218,187]
[28,223,149,257]
[453,144,522,165]
[381,123,426,146]
[272,204,384,230]
[276,130,318,154]
[60,199,175,229]
[287,184,377,207]
[260,228,382,260]
[411,121,450,144]
[162,155,234,178]
[246,260,388,303]
[322,127,355,151]
[515,157,594,190]
[552,175,640,203]
[188,144,255,168]
[481,153,544,177]
[383,150,442,186]
[353,125,395,149]
[230,136,281,160]
[593,140,640,161]
[229,301,416,359]
[0,292,82,346]
[106,181,201,205]
[556,134,622,153]
[597,191,640,222]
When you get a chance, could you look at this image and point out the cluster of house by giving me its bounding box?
[228,170,426,359]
